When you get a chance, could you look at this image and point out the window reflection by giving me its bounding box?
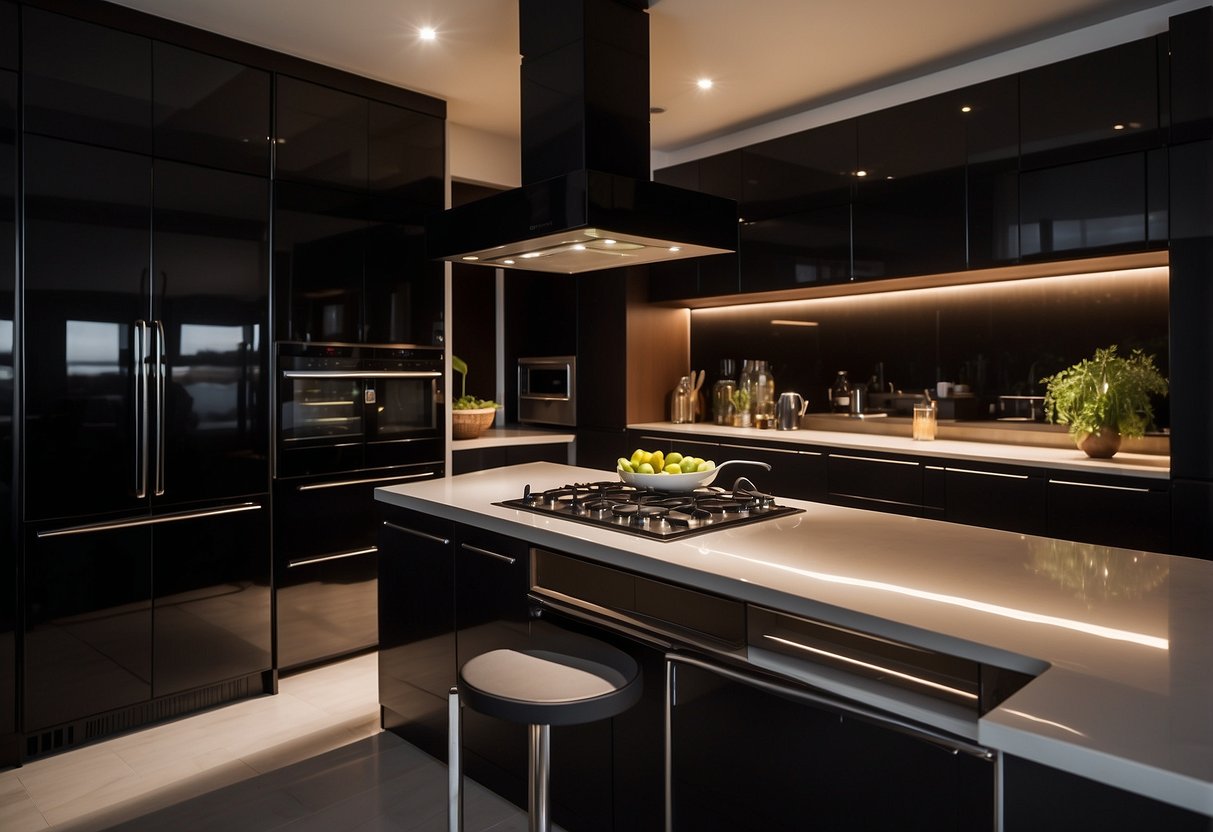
[66,320,122,377]
[176,322,259,432]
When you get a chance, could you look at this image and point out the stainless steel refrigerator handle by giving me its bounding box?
[154,319,166,496]
[282,370,442,379]
[665,652,994,761]
[36,502,262,538]
[134,320,149,499]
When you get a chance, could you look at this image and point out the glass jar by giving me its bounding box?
[752,360,776,429]
[712,359,737,426]
[670,376,694,424]
[829,370,852,413]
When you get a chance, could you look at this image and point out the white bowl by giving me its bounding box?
[616,459,771,493]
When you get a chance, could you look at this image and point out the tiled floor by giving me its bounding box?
[0,653,533,831]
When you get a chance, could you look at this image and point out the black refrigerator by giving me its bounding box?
[15,11,278,757]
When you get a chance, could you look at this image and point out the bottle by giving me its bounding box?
[670,376,694,424]
[712,359,737,426]
[830,370,852,413]
[752,360,776,428]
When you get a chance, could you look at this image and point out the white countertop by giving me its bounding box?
[452,426,576,451]
[377,462,1212,816]
[630,421,1171,479]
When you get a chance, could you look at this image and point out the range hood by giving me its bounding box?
[426,0,738,274]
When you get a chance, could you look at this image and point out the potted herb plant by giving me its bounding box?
[451,355,501,440]
[1040,345,1168,459]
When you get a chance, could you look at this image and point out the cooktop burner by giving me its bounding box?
[496,478,804,540]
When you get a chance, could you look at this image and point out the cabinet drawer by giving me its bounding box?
[937,465,1047,535]
[826,453,923,515]
[1046,475,1170,553]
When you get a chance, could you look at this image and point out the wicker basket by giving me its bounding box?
[451,407,498,440]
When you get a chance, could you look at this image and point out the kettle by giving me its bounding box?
[776,391,808,430]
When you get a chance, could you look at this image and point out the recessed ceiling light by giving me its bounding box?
[669,246,681,252]
[1113,123,1125,130]
[602,239,617,245]
[502,259,515,265]
[960,105,972,113]
[855,170,868,177]
[419,26,437,41]
[697,78,713,91]
[572,244,586,251]
[461,256,479,261]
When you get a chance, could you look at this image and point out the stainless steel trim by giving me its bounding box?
[721,443,797,455]
[297,470,440,491]
[1048,478,1152,493]
[798,450,823,457]
[925,465,946,471]
[831,453,919,467]
[448,687,463,832]
[282,370,441,379]
[946,467,1029,480]
[639,436,718,451]
[665,659,674,832]
[37,502,262,538]
[154,319,166,496]
[382,521,451,546]
[519,392,570,402]
[994,747,1005,832]
[459,543,516,565]
[134,320,149,499]
[531,723,551,832]
[666,653,994,760]
[527,591,675,653]
[288,547,378,568]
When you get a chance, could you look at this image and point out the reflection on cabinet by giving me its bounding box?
[377,508,454,758]
[275,76,368,191]
[0,67,14,765]
[931,463,1047,535]
[0,2,15,71]
[152,42,271,176]
[452,442,568,475]
[22,8,152,153]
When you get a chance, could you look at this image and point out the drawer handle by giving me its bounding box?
[945,467,1029,480]
[382,521,450,546]
[830,454,918,467]
[299,470,439,491]
[289,546,377,568]
[459,543,516,565]
[1048,479,1151,494]
[720,443,798,455]
[798,450,823,457]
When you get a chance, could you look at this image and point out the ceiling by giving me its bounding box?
[111,0,1172,152]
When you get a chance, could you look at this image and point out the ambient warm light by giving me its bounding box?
[572,244,586,251]
[521,252,542,258]
[461,256,479,261]
[1114,123,1125,130]
[697,78,714,90]
[502,259,515,265]
[602,239,617,245]
[961,105,972,113]
[770,319,819,327]
[419,26,437,41]
[855,170,868,177]
[669,246,681,252]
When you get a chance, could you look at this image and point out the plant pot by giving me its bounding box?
[1078,430,1122,459]
[733,412,752,428]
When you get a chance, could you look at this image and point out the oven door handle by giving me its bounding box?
[283,370,441,379]
[666,652,994,760]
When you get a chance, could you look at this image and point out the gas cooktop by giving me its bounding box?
[496,479,804,541]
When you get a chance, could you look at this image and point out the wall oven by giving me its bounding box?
[277,341,443,478]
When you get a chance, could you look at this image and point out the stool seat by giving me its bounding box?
[459,641,641,727]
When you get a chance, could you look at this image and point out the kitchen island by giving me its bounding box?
[376,462,1213,829]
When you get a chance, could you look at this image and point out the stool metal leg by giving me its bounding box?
[529,723,551,832]
[448,687,462,832]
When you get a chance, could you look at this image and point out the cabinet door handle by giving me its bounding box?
[639,435,718,450]
[133,320,149,499]
[153,319,166,496]
[38,502,261,538]
[289,546,378,568]
[298,470,440,491]
[1048,479,1151,494]
[382,521,450,546]
[283,370,441,379]
[798,450,823,457]
[945,467,1029,480]
[459,543,516,565]
[720,443,798,455]
[831,454,918,467]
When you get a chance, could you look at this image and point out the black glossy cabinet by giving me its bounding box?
[962,76,1021,268]
[0,2,15,71]
[368,99,444,206]
[275,76,368,191]
[22,8,152,153]
[670,660,993,831]
[826,451,924,516]
[377,507,454,758]
[1169,6,1213,144]
[740,119,856,291]
[936,463,1047,535]
[854,90,968,280]
[715,439,825,502]
[0,68,14,765]
[452,442,567,475]
[24,499,269,731]
[152,42,271,176]
[1046,472,1171,553]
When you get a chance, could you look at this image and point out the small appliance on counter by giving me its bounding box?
[518,356,577,426]
[776,391,808,430]
[998,395,1046,421]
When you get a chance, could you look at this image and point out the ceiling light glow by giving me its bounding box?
[419,26,437,41]
[697,78,714,90]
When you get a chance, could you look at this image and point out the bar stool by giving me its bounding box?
[448,634,642,832]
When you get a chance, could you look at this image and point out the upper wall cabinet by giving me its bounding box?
[740,118,856,292]
[854,88,984,280]
[276,76,369,191]
[963,76,1020,268]
[153,43,271,176]
[368,100,444,208]
[0,2,16,71]
[1169,6,1213,144]
[22,8,152,153]
[649,154,740,300]
[1020,37,1163,170]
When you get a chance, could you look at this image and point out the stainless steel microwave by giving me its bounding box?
[518,356,576,427]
